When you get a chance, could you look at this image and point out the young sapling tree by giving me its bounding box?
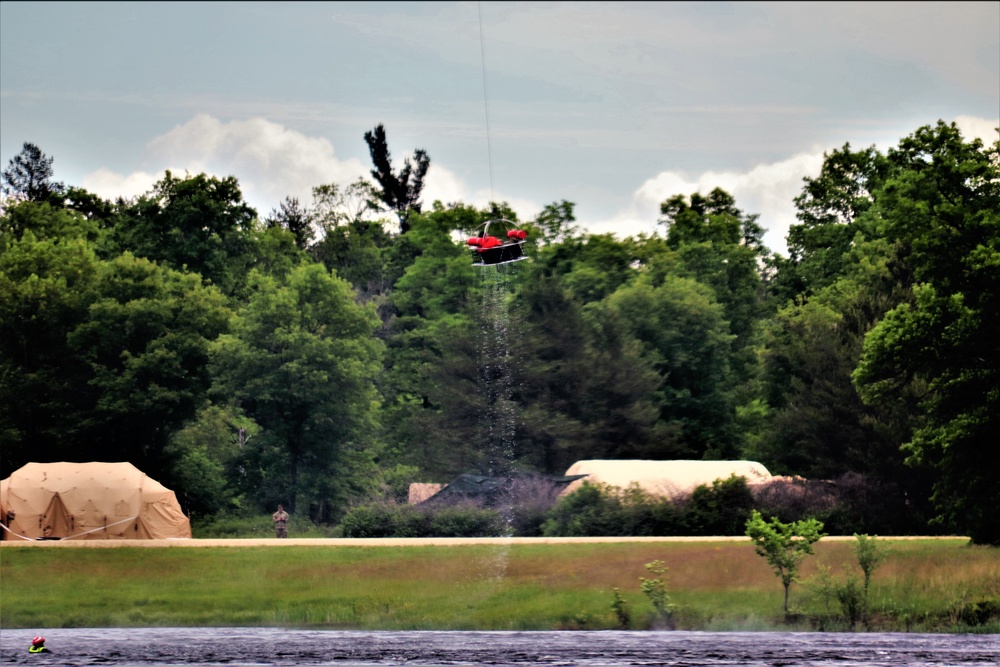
[639,560,675,627]
[610,587,631,629]
[745,510,825,615]
[854,533,888,596]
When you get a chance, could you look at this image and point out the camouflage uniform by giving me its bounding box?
[272,507,289,538]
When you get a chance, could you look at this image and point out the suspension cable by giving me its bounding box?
[478,1,496,209]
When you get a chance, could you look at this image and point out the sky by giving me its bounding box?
[1,1,997,254]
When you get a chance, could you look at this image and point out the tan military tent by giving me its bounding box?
[560,460,772,499]
[0,462,191,540]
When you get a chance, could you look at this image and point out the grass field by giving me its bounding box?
[2,538,997,632]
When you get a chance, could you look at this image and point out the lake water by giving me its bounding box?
[1,628,996,666]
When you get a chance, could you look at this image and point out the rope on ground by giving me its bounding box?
[0,520,34,541]
[0,516,139,541]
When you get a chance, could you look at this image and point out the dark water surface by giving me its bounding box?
[1,628,996,666]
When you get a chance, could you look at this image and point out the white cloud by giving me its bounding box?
[588,151,826,255]
[422,162,541,223]
[82,114,369,216]
[954,115,1000,145]
[81,168,161,203]
[81,114,544,225]
[588,114,1000,256]
[80,113,998,253]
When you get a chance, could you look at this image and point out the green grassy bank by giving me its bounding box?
[2,539,997,632]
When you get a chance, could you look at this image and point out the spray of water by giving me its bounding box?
[480,266,517,483]
[474,264,520,586]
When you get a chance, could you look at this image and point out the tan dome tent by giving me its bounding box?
[0,462,191,541]
[561,460,772,499]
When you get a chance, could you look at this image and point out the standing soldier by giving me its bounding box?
[272,504,289,538]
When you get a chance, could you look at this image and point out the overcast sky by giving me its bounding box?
[2,1,997,254]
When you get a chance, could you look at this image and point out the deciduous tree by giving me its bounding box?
[210,263,384,520]
[108,171,259,295]
[745,509,825,614]
[853,122,1000,544]
[1,201,232,479]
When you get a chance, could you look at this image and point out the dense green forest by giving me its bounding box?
[2,121,997,544]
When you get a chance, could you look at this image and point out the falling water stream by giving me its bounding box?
[478,265,517,484]
[473,265,519,590]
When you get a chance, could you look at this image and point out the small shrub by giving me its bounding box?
[340,500,509,538]
[835,576,867,629]
[751,477,839,524]
[811,534,888,630]
[610,587,631,629]
[639,560,675,628]
[811,565,867,630]
[340,502,425,538]
[427,504,504,537]
[955,598,1000,626]
[192,513,273,538]
[684,474,754,535]
[541,482,684,537]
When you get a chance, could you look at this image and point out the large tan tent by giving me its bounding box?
[0,462,191,540]
[560,460,772,499]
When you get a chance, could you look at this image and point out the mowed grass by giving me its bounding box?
[2,539,997,631]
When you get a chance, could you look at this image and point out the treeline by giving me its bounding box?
[1,121,997,544]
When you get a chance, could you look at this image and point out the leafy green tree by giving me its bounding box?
[512,270,593,471]
[535,233,639,304]
[853,122,1000,544]
[107,171,259,295]
[1,201,232,479]
[532,199,579,244]
[0,218,100,471]
[745,509,826,614]
[307,180,397,302]
[854,533,888,596]
[758,138,935,513]
[757,297,888,478]
[1,198,99,242]
[376,208,481,478]
[363,124,429,234]
[604,275,737,458]
[265,196,313,250]
[62,186,114,222]
[65,253,232,471]
[656,189,772,459]
[781,145,891,298]
[310,179,382,231]
[659,188,769,358]
[251,224,308,282]
[210,263,384,521]
[2,142,64,203]
[312,216,395,304]
[165,403,260,517]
